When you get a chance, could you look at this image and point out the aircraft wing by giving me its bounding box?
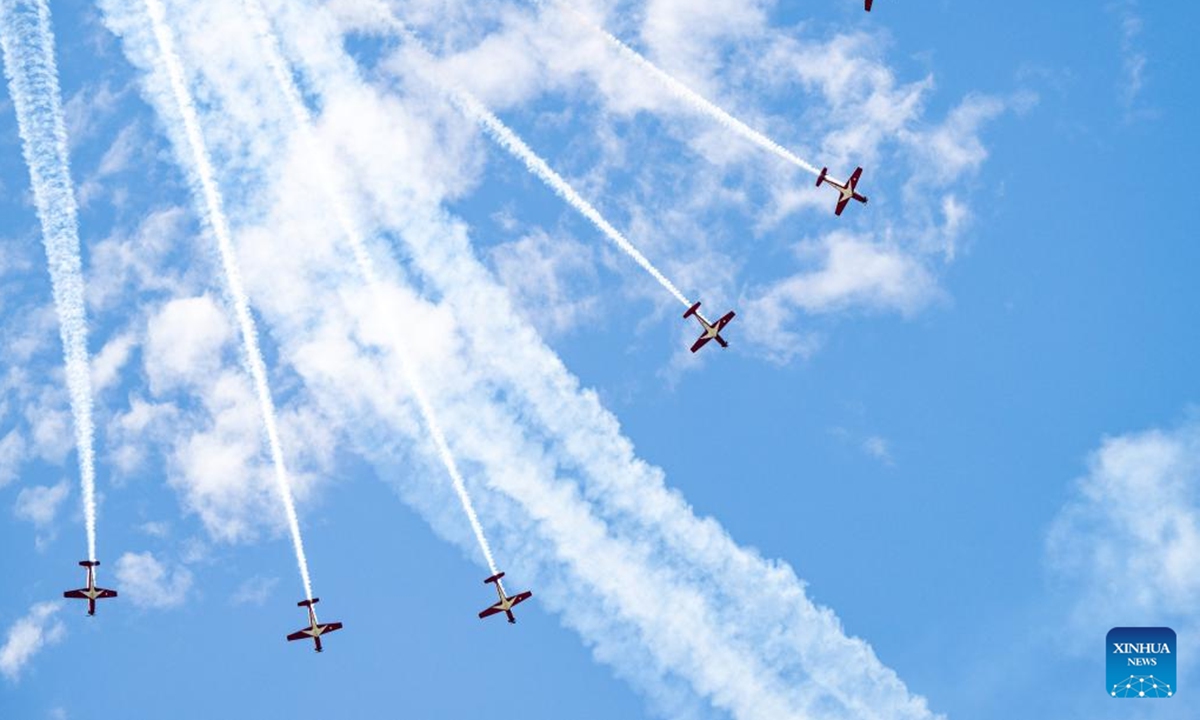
[478,604,505,619]
[865,0,873,11]
[715,311,736,330]
[690,336,713,353]
[509,591,533,607]
[63,589,88,599]
[286,629,311,642]
[96,589,118,599]
[320,622,343,635]
[848,167,863,188]
[834,195,851,216]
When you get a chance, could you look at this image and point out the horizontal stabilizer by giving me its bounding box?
[79,560,99,567]
[297,597,320,607]
[683,302,702,319]
[484,572,506,585]
[816,167,829,187]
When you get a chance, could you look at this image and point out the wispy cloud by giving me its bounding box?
[14,479,70,527]
[1046,415,1200,687]
[114,551,195,608]
[230,575,279,606]
[0,602,65,681]
[1110,0,1150,117]
[862,435,894,466]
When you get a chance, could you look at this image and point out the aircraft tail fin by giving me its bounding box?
[79,560,99,568]
[816,167,829,187]
[484,572,506,585]
[683,302,701,319]
[297,598,320,608]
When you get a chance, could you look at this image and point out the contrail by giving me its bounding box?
[138,0,317,604]
[241,0,501,578]
[0,0,100,563]
[374,8,693,310]
[549,0,824,178]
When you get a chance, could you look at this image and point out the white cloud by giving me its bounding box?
[14,481,70,528]
[1047,419,1200,635]
[91,331,137,396]
[489,230,601,337]
[230,575,279,606]
[144,295,234,394]
[0,429,25,487]
[114,551,195,609]
[0,602,66,681]
[743,231,939,363]
[906,93,1008,186]
[1110,0,1149,115]
[862,436,893,466]
[139,520,171,538]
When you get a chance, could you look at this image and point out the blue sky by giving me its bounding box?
[1,0,1198,718]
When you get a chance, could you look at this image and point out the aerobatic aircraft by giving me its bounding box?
[63,560,118,616]
[286,598,343,652]
[683,302,736,353]
[478,572,533,624]
[816,166,869,216]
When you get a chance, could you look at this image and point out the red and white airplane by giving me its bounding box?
[816,166,869,216]
[684,302,736,353]
[478,572,532,624]
[286,598,343,652]
[63,560,117,616]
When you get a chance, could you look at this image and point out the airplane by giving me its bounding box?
[478,572,532,624]
[683,302,736,353]
[286,598,343,653]
[865,0,874,11]
[816,166,869,216]
[63,560,117,616]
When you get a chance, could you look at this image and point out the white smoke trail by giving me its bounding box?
[241,0,500,578]
[550,0,824,178]
[100,1,944,717]
[372,9,692,310]
[138,0,317,604]
[452,90,693,309]
[0,0,99,563]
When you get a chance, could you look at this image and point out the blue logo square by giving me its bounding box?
[1107,627,1176,698]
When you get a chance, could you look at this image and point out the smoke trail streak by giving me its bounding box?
[453,90,692,309]
[0,0,99,563]
[139,0,317,604]
[242,0,500,578]
[100,1,943,717]
[373,9,692,309]
[550,1,824,178]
